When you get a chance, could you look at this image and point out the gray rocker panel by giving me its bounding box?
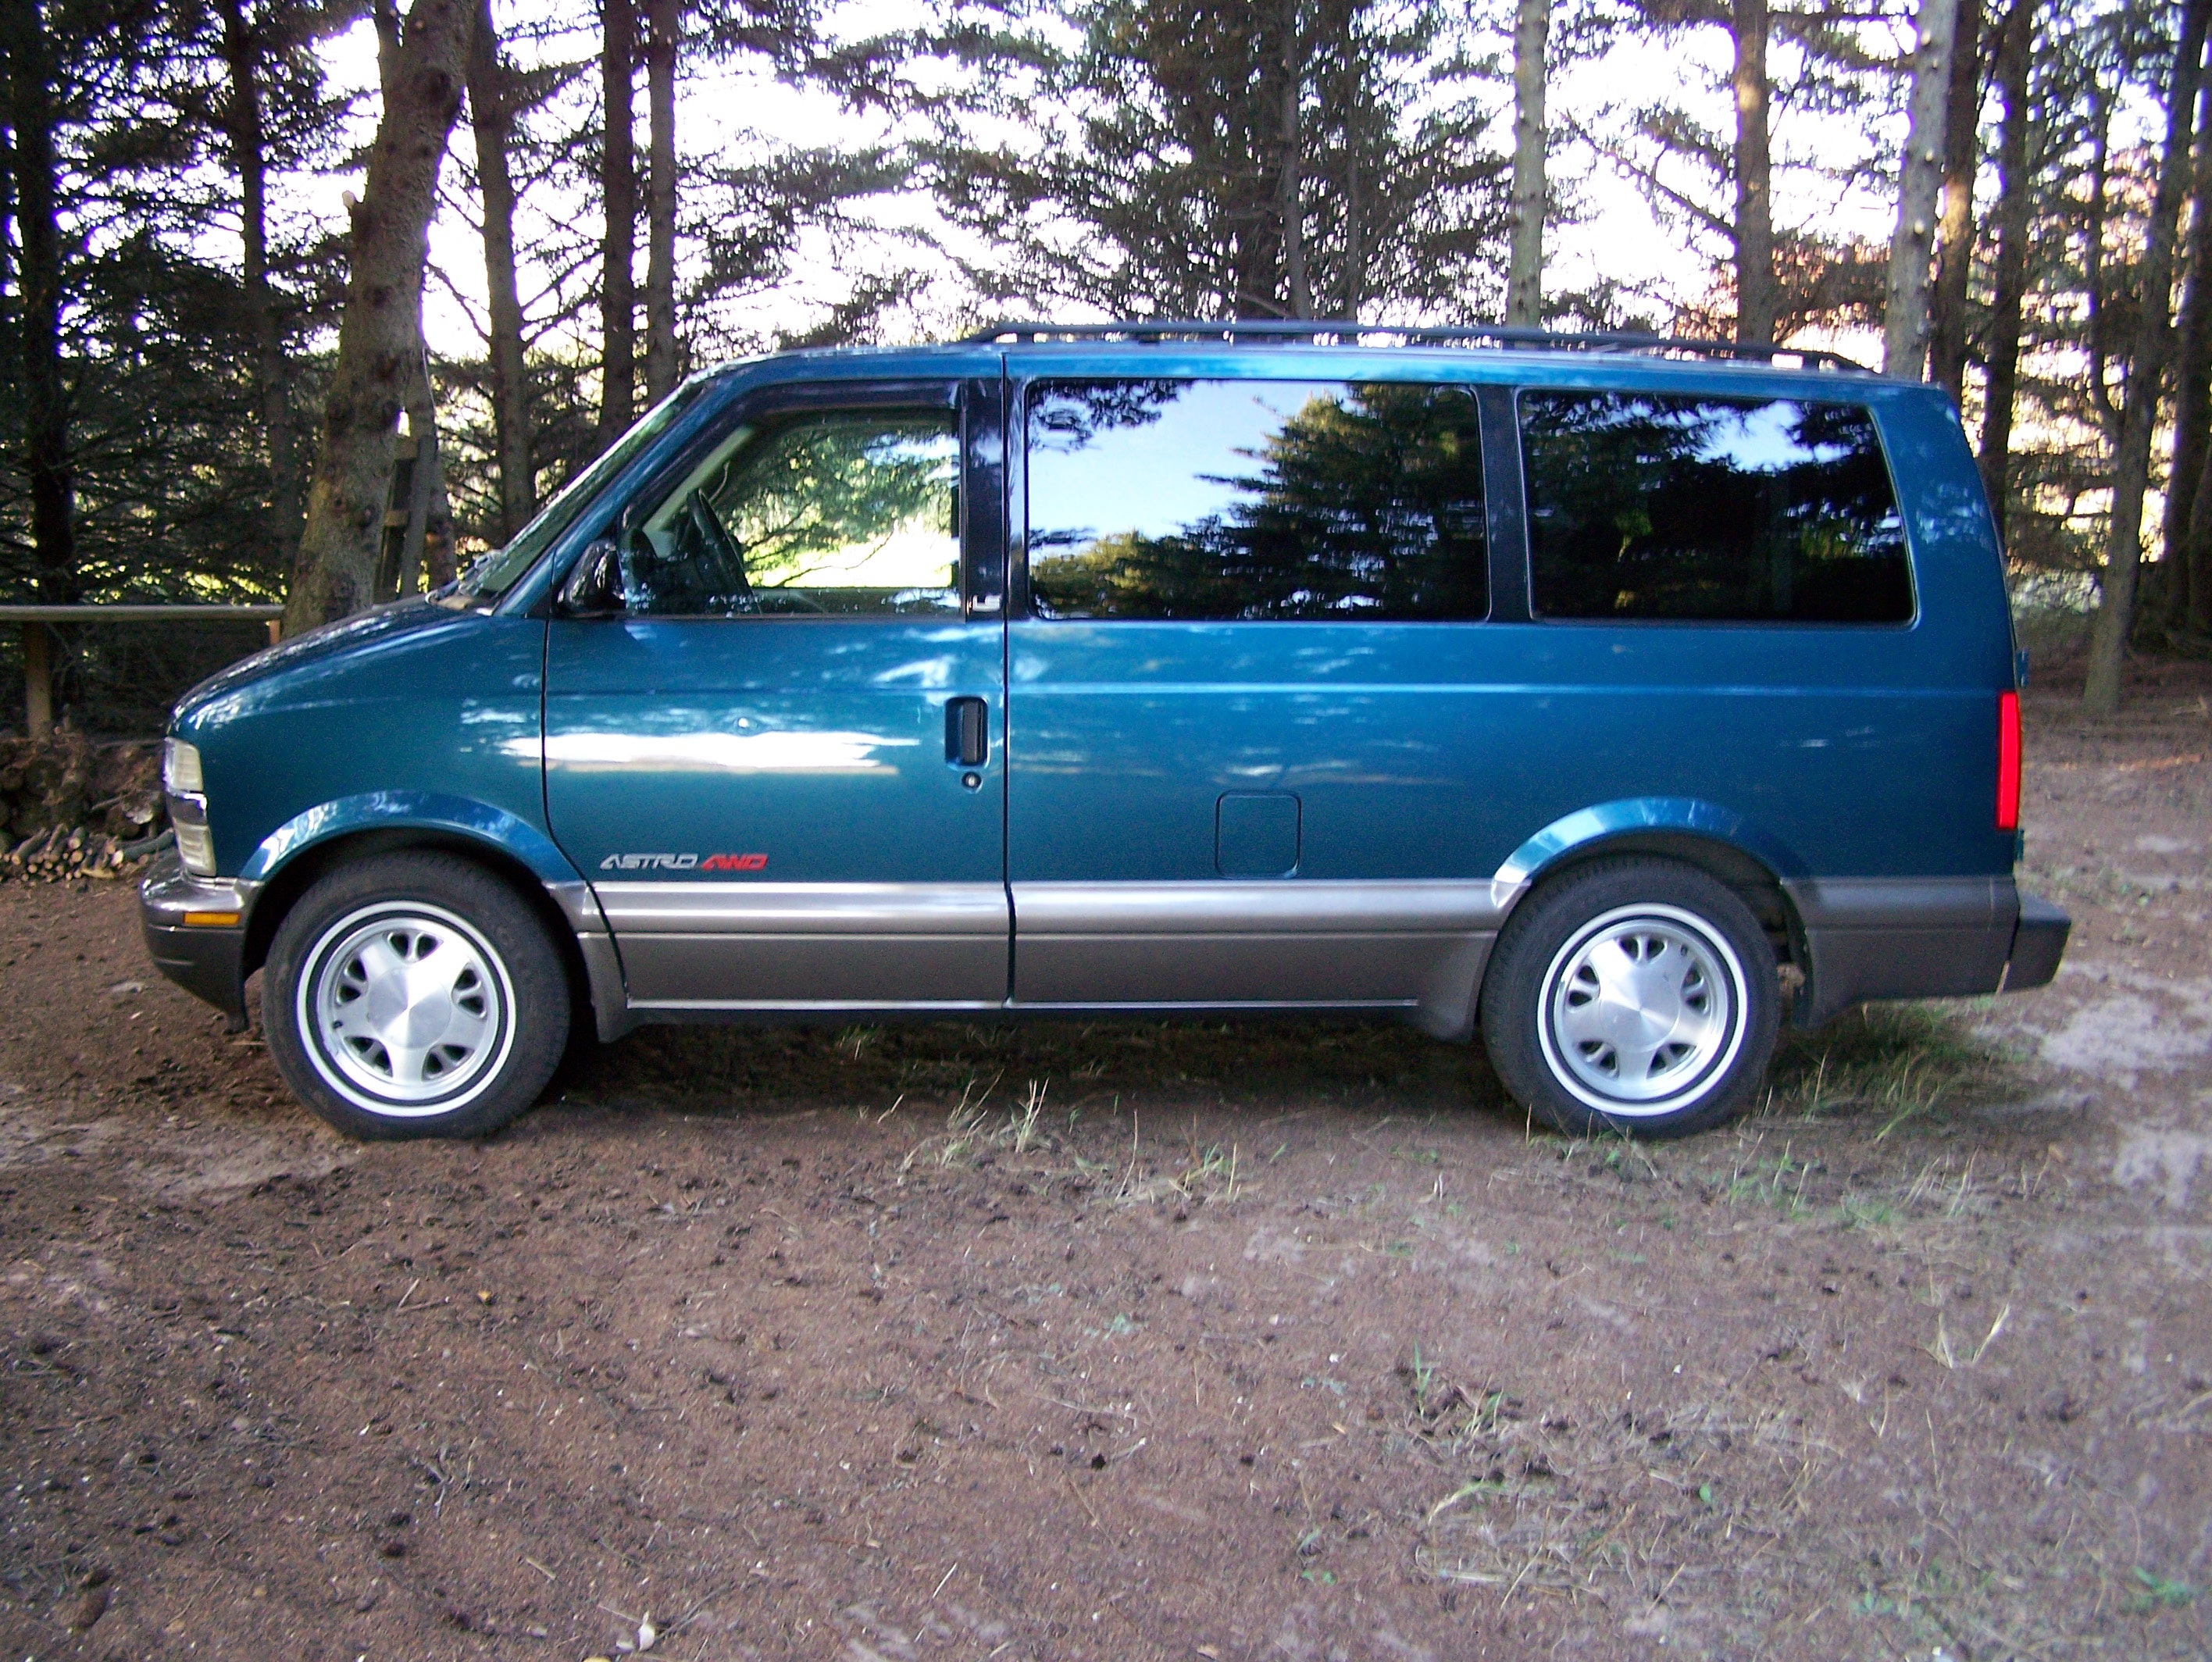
[1011,880,1521,1041]
[579,877,1516,1038]
[593,881,1010,1007]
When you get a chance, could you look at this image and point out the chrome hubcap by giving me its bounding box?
[1538,904,1746,1116]
[302,904,513,1115]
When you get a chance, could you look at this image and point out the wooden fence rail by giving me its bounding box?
[0,606,285,740]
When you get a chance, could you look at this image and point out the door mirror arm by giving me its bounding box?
[559,538,626,618]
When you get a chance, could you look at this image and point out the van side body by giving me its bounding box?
[141,337,2067,1136]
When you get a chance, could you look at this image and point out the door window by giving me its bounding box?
[622,409,962,616]
[1025,379,1488,621]
[1518,391,1912,624]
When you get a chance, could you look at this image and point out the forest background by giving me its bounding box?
[0,0,2203,730]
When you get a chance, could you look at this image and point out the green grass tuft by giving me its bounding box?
[1764,1003,2009,1136]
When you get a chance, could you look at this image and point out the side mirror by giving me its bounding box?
[559,538,624,617]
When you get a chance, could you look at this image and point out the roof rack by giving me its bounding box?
[962,319,1873,374]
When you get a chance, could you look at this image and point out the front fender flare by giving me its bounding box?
[238,792,586,887]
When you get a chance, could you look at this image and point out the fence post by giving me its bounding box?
[22,623,52,741]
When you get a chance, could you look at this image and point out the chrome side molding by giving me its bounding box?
[591,881,1009,936]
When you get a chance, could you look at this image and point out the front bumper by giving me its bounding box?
[139,853,260,1019]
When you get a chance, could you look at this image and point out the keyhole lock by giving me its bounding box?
[962,772,982,790]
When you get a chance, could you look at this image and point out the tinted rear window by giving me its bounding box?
[1518,391,1911,624]
[1026,379,1488,621]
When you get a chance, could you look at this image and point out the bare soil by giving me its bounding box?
[2,678,2210,1662]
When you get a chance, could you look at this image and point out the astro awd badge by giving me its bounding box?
[598,851,769,872]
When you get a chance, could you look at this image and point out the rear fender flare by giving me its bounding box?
[1493,797,1808,893]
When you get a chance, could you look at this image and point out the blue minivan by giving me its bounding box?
[141,323,2068,1140]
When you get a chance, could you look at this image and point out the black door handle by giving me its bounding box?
[946,697,989,767]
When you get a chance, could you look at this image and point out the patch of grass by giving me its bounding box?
[1765,1004,2010,1137]
[1410,1345,1436,1405]
[891,1072,1247,1207]
[897,1070,1008,1171]
[1532,1121,1662,1184]
[1718,1135,1818,1214]
[1402,1348,1512,1447]
[1413,1393,1830,1603]
[1838,1191,1898,1230]
[1092,1124,1243,1207]
[2130,1567,2197,1610]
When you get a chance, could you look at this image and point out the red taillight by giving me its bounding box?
[1996,690,2021,831]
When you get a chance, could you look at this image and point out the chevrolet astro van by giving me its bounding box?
[140,322,2069,1140]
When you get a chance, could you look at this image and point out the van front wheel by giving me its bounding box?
[265,853,570,1140]
[1480,859,1779,1138]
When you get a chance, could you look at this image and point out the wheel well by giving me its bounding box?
[1521,833,1800,964]
[242,830,592,1012]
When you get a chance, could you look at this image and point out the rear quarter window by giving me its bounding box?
[1518,390,1912,625]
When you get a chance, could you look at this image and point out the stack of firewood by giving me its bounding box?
[0,733,169,884]
[2,823,171,882]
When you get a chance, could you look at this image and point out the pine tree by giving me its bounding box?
[929,0,1508,323]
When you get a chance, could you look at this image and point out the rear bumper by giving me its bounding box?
[1786,876,2069,1029]
[139,854,259,1020]
[2003,893,2071,991]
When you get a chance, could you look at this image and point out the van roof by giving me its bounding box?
[962,319,1875,376]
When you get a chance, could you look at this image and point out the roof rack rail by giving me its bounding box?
[962,319,1873,374]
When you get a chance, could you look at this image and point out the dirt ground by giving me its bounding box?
[2,672,2210,1662]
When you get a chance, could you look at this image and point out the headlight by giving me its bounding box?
[163,740,214,875]
[163,738,203,795]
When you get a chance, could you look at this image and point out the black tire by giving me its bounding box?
[264,852,570,1140]
[1479,858,1779,1139]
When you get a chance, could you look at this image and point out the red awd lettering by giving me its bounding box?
[699,852,769,872]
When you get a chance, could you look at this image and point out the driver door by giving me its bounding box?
[543,377,1010,1013]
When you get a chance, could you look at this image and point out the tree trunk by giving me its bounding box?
[1339,147,1365,319]
[468,0,534,541]
[1977,0,2032,519]
[598,0,637,448]
[398,357,453,594]
[2082,0,2212,714]
[284,0,472,636]
[5,0,75,605]
[1883,0,1961,376]
[1927,0,1980,397]
[1507,0,1549,328]
[0,83,14,308]
[1730,0,1775,347]
[643,0,678,401]
[2184,423,2212,633]
[218,0,301,567]
[2163,102,2212,629]
[1277,1,1311,321]
[2083,82,2119,439]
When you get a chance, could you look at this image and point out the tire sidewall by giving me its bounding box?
[265,854,569,1140]
[1482,859,1780,1139]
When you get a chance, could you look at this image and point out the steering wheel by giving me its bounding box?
[686,490,758,614]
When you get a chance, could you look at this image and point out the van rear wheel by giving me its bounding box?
[1480,858,1779,1138]
[265,853,569,1140]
